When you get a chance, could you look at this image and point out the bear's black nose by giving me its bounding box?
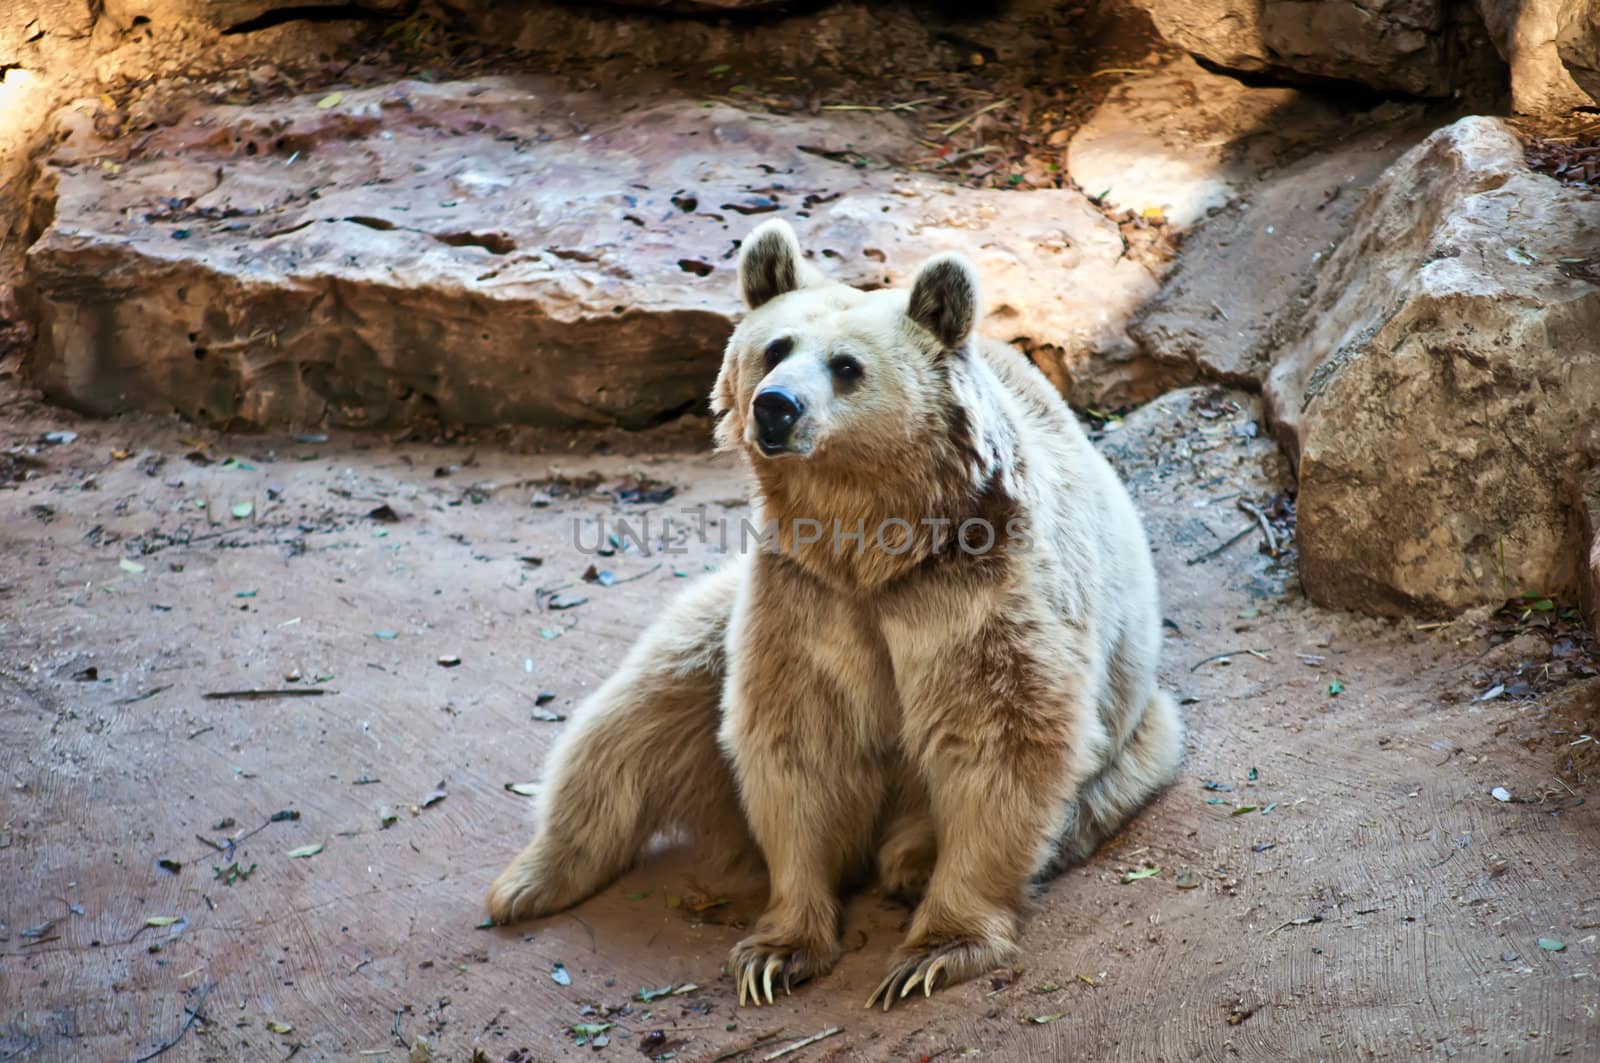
[752,387,804,453]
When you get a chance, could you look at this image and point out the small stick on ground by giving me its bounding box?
[114,685,172,705]
[1186,524,1255,565]
[132,982,212,1062]
[1266,914,1323,936]
[202,689,328,701]
[1236,499,1279,557]
[607,563,662,586]
[942,100,1008,136]
[712,1029,784,1062]
[1190,649,1271,672]
[764,1027,843,1061]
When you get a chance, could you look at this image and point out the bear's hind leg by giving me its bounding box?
[1054,688,1183,868]
[487,570,750,924]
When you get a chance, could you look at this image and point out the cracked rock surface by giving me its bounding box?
[24,76,1160,428]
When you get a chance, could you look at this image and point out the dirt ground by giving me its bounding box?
[3,370,1598,1062]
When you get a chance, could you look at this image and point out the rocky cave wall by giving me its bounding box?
[2,0,1599,625]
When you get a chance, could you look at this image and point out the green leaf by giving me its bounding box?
[267,1021,294,1035]
[1230,805,1258,816]
[625,890,653,901]
[317,92,344,109]
[287,843,323,859]
[1539,937,1566,952]
[1247,767,1258,781]
[231,501,254,519]
[1261,802,1278,815]
[145,915,182,926]
[1028,1014,1064,1024]
[475,919,495,929]
[571,1022,611,1037]
[119,558,146,574]
[706,64,731,75]
[636,985,676,1002]
[1529,598,1555,612]
[1121,866,1160,883]
[373,630,398,640]
[1175,871,1201,890]
[551,962,572,986]
[1327,679,1345,697]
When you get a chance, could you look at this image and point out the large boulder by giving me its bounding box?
[23,77,1159,429]
[1474,0,1593,114]
[1264,116,1600,616]
[1559,0,1600,105]
[1130,0,1504,98]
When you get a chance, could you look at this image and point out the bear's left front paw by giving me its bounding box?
[865,937,1016,1011]
[486,851,575,925]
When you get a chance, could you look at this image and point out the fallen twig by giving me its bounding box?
[1185,524,1254,565]
[764,1027,843,1061]
[1189,649,1271,672]
[114,685,173,706]
[131,982,212,1062]
[1266,914,1322,936]
[607,563,662,586]
[1236,499,1279,557]
[942,100,1008,136]
[712,1030,784,1062]
[202,689,328,701]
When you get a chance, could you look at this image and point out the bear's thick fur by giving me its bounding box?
[487,220,1182,1009]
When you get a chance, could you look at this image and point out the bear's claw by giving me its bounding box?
[734,952,795,1007]
[865,954,947,1010]
[864,938,1011,1010]
[729,937,831,1007]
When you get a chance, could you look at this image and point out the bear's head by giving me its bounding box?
[711,219,983,472]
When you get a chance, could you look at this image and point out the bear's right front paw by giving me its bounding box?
[728,935,837,1007]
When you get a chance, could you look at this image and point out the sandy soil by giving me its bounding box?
[3,372,1597,1062]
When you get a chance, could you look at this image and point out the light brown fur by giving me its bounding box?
[487,219,1183,1009]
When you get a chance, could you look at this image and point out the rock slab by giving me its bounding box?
[1265,116,1600,616]
[24,77,1158,429]
[1131,0,1504,98]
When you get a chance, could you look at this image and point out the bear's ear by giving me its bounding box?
[737,219,805,310]
[907,253,980,350]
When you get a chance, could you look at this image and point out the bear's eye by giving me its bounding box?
[763,337,794,371]
[829,355,864,383]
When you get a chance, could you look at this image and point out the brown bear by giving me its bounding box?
[487,218,1182,1010]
